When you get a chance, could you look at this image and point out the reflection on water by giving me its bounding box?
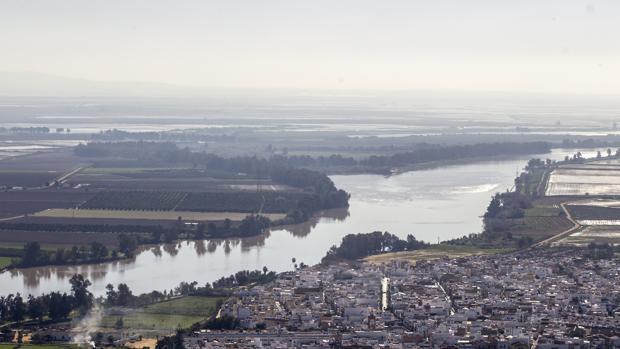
[0,148,603,297]
[278,208,350,238]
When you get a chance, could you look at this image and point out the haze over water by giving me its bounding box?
[0,148,599,297]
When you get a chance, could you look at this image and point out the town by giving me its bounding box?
[185,247,619,349]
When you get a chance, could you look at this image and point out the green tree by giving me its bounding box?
[11,293,26,323]
[118,234,138,256]
[90,242,108,260]
[21,242,44,267]
[27,295,45,322]
[70,274,93,311]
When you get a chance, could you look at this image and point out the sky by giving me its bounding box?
[1,0,619,95]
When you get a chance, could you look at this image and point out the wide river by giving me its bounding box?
[0,148,603,296]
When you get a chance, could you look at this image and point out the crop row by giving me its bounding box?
[81,191,186,210]
[80,190,313,213]
[567,205,620,221]
[177,191,312,213]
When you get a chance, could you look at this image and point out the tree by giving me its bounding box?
[484,194,502,218]
[70,274,93,311]
[90,242,108,260]
[27,295,45,322]
[21,242,44,267]
[195,223,206,239]
[207,223,217,236]
[105,284,118,305]
[47,292,72,320]
[118,234,138,256]
[238,215,270,236]
[11,294,26,323]
[116,283,133,306]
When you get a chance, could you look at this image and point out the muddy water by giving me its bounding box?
[0,148,603,296]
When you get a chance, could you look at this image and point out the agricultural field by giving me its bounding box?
[177,191,311,213]
[364,245,512,265]
[546,161,620,196]
[0,145,327,250]
[0,148,89,188]
[100,296,223,333]
[0,190,94,219]
[0,229,122,247]
[68,167,296,192]
[81,191,187,210]
[78,190,310,214]
[557,226,620,246]
[567,204,620,222]
[32,208,286,221]
[507,215,574,240]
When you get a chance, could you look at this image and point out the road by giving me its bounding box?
[54,165,87,185]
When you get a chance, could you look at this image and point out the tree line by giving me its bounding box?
[273,142,551,171]
[103,268,277,308]
[0,274,93,325]
[322,231,430,262]
[16,241,114,268]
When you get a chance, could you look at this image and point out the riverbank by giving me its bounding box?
[0,148,601,297]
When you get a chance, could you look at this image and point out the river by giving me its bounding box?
[0,148,603,296]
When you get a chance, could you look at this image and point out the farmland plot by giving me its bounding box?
[81,191,187,210]
[558,226,620,246]
[567,204,620,221]
[33,208,286,221]
[0,190,95,218]
[177,191,313,213]
[546,166,620,196]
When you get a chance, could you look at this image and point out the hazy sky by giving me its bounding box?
[1,0,619,94]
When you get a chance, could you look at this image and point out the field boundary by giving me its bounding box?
[533,202,582,247]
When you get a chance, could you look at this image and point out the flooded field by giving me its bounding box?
[559,226,620,246]
[547,159,620,196]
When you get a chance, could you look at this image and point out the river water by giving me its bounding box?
[0,148,603,297]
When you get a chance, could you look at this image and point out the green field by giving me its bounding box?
[101,313,204,331]
[524,206,563,217]
[101,296,224,331]
[0,256,12,269]
[365,244,513,265]
[142,296,222,316]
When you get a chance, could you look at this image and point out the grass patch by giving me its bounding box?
[101,313,204,331]
[0,242,76,251]
[364,245,512,265]
[524,206,562,217]
[101,296,224,331]
[142,296,223,316]
[0,256,13,269]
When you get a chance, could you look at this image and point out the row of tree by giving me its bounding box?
[104,268,277,308]
[18,241,112,268]
[0,274,93,324]
[323,231,430,261]
[250,142,553,172]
